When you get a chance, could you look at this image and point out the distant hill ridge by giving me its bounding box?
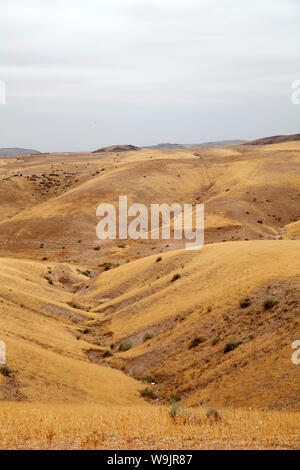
[144,140,247,150]
[92,144,141,153]
[0,147,41,157]
[247,133,300,145]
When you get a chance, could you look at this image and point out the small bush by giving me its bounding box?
[224,338,242,354]
[0,366,12,377]
[171,273,181,283]
[239,297,251,308]
[211,336,220,346]
[204,405,221,421]
[169,404,198,424]
[143,332,153,342]
[103,350,113,358]
[263,298,279,310]
[139,388,159,399]
[169,401,181,419]
[156,256,162,263]
[140,375,153,383]
[81,270,92,278]
[68,301,82,310]
[169,393,180,403]
[119,341,132,352]
[246,333,255,342]
[99,262,113,271]
[189,336,205,349]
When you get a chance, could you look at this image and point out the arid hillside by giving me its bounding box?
[0,141,299,449]
[0,142,299,267]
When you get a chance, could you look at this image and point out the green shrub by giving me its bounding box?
[103,350,113,358]
[224,338,242,354]
[263,298,278,310]
[189,336,205,349]
[204,405,221,421]
[169,401,181,418]
[99,262,113,271]
[239,297,251,308]
[169,393,180,403]
[68,301,82,310]
[211,336,220,346]
[143,332,153,342]
[171,273,181,282]
[81,270,92,278]
[156,256,162,263]
[246,333,255,342]
[140,375,153,383]
[0,366,12,377]
[119,341,132,352]
[139,388,159,399]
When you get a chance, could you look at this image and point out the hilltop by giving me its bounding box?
[92,144,141,153]
[247,133,300,146]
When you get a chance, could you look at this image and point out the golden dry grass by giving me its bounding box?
[0,402,299,450]
[1,142,300,266]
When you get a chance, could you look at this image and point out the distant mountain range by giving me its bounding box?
[0,148,41,157]
[144,140,248,150]
[2,133,299,158]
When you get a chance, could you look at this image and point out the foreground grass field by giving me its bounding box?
[0,403,299,450]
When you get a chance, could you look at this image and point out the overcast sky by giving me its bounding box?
[0,0,300,152]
